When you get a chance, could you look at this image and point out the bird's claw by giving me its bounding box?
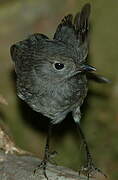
[79,161,107,179]
[34,150,58,180]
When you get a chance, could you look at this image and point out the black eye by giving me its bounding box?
[54,63,65,70]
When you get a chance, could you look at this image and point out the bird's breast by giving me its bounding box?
[17,74,88,123]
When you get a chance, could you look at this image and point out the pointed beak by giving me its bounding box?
[68,64,96,79]
[79,64,96,72]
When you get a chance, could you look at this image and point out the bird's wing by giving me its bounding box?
[10,33,49,77]
[10,33,50,101]
[87,72,111,83]
[10,33,49,62]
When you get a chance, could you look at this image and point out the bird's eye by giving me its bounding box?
[53,62,65,70]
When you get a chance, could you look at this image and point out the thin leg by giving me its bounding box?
[34,123,57,180]
[76,123,107,179]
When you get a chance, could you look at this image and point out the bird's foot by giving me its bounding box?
[79,158,107,180]
[34,150,57,180]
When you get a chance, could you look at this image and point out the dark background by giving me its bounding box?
[0,0,118,179]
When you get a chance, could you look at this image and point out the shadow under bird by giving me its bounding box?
[10,3,109,180]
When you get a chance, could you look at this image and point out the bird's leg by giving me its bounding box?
[34,123,57,180]
[76,123,107,179]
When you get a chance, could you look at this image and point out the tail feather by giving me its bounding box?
[74,3,91,45]
[54,3,91,47]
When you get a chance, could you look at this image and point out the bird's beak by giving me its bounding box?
[69,64,96,79]
[79,64,96,72]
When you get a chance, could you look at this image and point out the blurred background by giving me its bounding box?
[0,0,118,179]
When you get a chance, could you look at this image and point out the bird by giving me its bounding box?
[10,3,108,179]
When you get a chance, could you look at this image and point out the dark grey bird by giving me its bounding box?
[10,3,108,179]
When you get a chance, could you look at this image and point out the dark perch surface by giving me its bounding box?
[0,150,94,180]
